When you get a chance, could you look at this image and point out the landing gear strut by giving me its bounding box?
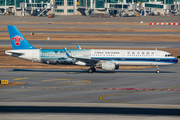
[156,66,160,74]
[88,67,96,73]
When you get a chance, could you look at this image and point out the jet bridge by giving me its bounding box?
[108,3,136,16]
[20,2,54,16]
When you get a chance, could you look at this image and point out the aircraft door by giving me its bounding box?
[155,52,160,61]
[121,52,126,60]
[32,50,38,61]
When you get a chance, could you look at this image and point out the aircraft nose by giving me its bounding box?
[174,57,178,64]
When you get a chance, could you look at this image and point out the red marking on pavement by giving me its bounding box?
[149,23,180,25]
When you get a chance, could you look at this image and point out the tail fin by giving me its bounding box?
[7,25,36,50]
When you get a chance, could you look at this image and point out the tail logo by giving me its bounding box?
[12,35,23,46]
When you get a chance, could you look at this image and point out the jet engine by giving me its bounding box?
[101,62,116,71]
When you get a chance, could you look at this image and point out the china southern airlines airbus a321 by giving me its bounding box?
[5,25,178,73]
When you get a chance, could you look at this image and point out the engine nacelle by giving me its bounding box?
[115,65,119,70]
[102,62,116,71]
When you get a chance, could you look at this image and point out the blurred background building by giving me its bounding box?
[0,0,179,16]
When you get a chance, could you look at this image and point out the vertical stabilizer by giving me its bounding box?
[7,25,36,50]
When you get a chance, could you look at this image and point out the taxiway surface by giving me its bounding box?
[1,31,180,36]
[1,40,180,48]
[1,15,180,23]
[0,64,180,104]
[1,63,180,119]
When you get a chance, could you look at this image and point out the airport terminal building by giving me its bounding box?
[0,0,77,15]
[0,0,180,16]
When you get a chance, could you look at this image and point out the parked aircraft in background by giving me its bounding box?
[5,25,178,73]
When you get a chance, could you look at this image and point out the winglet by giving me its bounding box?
[77,44,82,49]
[63,48,72,58]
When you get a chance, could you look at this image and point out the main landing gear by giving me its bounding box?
[88,67,96,73]
[156,66,160,74]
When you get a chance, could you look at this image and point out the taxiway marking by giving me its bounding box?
[13,77,29,80]
[13,72,48,80]
[107,33,112,35]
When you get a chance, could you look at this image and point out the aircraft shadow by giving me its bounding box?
[0,106,180,116]
[11,69,176,74]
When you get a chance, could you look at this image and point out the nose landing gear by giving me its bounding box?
[156,66,160,74]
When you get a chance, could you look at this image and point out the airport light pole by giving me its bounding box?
[86,0,87,16]
[73,0,76,15]
[15,0,16,15]
[5,0,7,13]
[94,0,96,13]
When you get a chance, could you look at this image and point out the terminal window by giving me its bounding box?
[16,0,25,7]
[55,9,64,13]
[79,0,90,7]
[56,0,64,6]
[145,4,163,8]
[140,0,149,2]
[157,0,174,4]
[67,0,73,6]
[35,0,50,3]
[96,0,105,8]
[126,0,138,3]
[67,9,73,13]
[7,0,15,6]
[0,0,5,6]
[107,0,118,3]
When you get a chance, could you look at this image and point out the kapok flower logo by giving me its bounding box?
[12,35,23,46]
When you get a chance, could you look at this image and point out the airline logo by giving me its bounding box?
[12,35,23,46]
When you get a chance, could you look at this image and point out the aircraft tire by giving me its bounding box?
[156,70,160,74]
[88,69,93,73]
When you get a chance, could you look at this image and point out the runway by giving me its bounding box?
[1,40,180,48]
[1,31,180,36]
[1,15,180,23]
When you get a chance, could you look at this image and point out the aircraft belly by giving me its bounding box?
[41,59,56,64]
[117,61,173,66]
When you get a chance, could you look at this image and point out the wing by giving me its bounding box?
[63,48,99,65]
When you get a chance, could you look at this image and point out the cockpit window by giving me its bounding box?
[165,54,172,57]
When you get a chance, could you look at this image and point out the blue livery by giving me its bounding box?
[7,25,36,50]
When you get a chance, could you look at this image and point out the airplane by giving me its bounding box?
[5,25,178,73]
